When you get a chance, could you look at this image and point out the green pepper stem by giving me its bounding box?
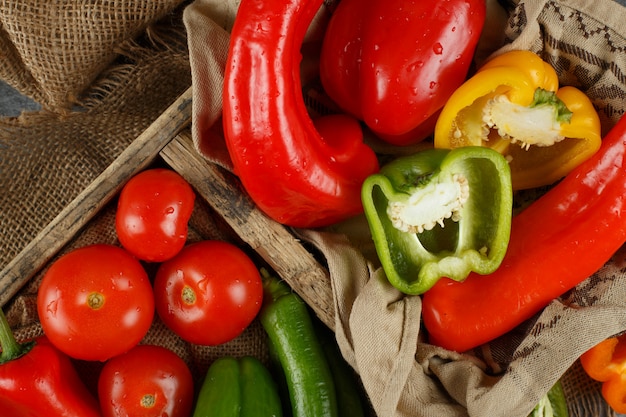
[531,88,573,124]
[260,268,293,304]
[0,308,31,364]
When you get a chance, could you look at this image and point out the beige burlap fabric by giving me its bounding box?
[0,8,193,274]
[185,0,626,416]
[0,0,185,112]
[3,0,626,414]
[0,0,274,392]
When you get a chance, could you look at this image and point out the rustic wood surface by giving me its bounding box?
[160,130,335,330]
[0,87,193,308]
[1,85,335,330]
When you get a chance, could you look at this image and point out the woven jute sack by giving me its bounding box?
[185,0,626,416]
[0,1,282,395]
[0,0,185,112]
[0,5,194,276]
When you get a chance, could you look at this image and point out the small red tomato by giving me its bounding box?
[153,240,263,345]
[37,244,154,361]
[116,168,195,263]
[98,344,194,417]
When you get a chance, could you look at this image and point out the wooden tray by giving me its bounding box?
[0,86,335,329]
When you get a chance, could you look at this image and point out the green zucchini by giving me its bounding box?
[259,269,339,417]
[192,356,283,417]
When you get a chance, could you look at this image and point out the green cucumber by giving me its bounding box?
[315,321,367,417]
[267,336,294,417]
[192,356,283,417]
[528,380,569,417]
[259,269,339,417]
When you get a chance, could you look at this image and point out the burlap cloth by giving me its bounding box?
[0,0,270,394]
[2,0,626,416]
[0,0,186,112]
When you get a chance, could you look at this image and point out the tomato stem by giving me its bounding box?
[0,308,33,364]
[141,394,156,408]
[87,292,105,310]
[181,286,196,305]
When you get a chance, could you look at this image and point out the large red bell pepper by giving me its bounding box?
[222,0,379,228]
[319,0,486,145]
[422,114,626,352]
[0,308,101,417]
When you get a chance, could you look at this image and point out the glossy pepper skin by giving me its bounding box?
[434,49,601,190]
[260,270,339,417]
[423,114,626,353]
[222,0,379,228]
[580,334,626,414]
[319,0,486,145]
[0,309,101,417]
[361,147,512,295]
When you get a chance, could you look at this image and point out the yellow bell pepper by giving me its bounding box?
[434,50,601,190]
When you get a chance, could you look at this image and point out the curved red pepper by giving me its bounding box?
[422,114,626,352]
[222,0,379,228]
[0,309,101,417]
[319,0,485,145]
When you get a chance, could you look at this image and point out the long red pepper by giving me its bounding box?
[222,0,379,228]
[422,114,626,353]
[0,309,101,417]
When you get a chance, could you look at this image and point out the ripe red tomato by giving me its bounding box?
[153,240,263,345]
[98,344,194,417]
[37,244,154,361]
[116,168,196,263]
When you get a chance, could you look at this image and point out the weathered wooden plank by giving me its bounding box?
[0,87,193,308]
[160,130,335,329]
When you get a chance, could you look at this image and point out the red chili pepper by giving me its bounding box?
[0,308,101,417]
[319,0,485,145]
[222,0,379,228]
[422,114,626,352]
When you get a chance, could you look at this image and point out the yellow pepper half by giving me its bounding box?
[434,50,601,190]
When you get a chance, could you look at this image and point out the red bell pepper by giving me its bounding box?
[0,308,102,417]
[580,334,626,414]
[222,0,379,228]
[319,0,486,145]
[422,114,626,352]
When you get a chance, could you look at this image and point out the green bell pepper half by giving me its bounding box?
[361,146,513,295]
